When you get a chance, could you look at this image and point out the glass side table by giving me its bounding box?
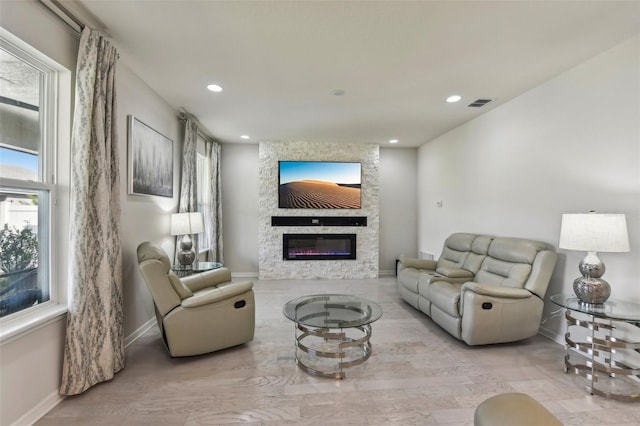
[172,261,222,277]
[550,294,640,402]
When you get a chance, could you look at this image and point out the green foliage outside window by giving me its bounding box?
[0,223,38,274]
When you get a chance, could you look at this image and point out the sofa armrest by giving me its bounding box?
[216,281,254,298]
[459,282,544,345]
[182,267,233,292]
[461,282,532,299]
[399,256,437,271]
[182,281,253,308]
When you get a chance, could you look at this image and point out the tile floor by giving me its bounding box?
[37,278,640,425]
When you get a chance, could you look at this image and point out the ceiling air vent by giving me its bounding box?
[467,98,494,108]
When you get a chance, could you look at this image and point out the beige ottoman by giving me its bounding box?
[474,393,562,426]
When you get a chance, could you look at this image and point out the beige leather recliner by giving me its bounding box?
[137,242,255,357]
[397,233,557,345]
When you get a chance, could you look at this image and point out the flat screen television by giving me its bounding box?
[278,161,361,209]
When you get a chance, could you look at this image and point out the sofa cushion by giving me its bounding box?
[446,233,477,251]
[438,249,468,270]
[398,267,422,293]
[436,233,478,270]
[488,238,544,264]
[461,235,492,274]
[475,257,532,288]
[428,281,464,317]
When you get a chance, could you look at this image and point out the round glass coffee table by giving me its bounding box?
[283,294,383,379]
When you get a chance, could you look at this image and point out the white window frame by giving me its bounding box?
[0,28,70,344]
[196,135,211,255]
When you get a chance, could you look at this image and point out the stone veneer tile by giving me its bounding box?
[258,141,379,279]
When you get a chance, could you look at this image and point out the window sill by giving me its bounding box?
[0,303,67,346]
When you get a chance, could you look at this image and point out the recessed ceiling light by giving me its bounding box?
[240,135,250,140]
[207,84,223,92]
[389,139,399,144]
[446,95,462,103]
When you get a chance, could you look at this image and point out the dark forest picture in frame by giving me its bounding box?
[278,161,361,209]
[128,115,173,198]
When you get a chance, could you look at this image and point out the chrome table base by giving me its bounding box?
[293,322,372,379]
[562,310,640,402]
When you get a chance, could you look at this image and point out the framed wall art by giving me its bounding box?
[128,115,173,198]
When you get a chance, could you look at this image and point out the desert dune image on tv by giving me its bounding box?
[279,161,361,209]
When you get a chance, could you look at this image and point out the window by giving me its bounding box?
[0,36,56,320]
[196,136,210,254]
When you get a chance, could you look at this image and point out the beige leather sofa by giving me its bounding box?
[137,242,255,357]
[397,233,557,345]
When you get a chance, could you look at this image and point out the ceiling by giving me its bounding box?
[66,1,640,148]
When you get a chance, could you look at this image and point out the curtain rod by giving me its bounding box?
[39,0,85,36]
[178,111,217,143]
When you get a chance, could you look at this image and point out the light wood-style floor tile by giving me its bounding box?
[37,277,639,425]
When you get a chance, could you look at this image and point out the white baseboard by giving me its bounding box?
[231,272,259,279]
[125,317,157,348]
[12,390,64,426]
[538,325,564,346]
[233,272,398,279]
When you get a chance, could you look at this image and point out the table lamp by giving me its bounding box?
[559,211,629,304]
[171,212,204,268]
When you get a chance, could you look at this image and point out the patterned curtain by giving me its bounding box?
[205,140,223,263]
[175,119,199,262]
[60,28,123,396]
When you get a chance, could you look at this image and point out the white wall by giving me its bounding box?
[379,147,418,274]
[117,64,181,339]
[417,35,640,341]
[220,143,260,275]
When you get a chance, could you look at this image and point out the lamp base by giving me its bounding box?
[177,235,195,268]
[177,250,196,268]
[573,276,610,305]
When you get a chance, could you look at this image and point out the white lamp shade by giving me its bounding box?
[171,212,204,236]
[559,213,630,252]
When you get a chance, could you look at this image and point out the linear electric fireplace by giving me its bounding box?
[283,234,356,260]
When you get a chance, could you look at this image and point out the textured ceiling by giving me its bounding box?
[67,0,640,147]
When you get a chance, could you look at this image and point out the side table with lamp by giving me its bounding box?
[554,211,638,401]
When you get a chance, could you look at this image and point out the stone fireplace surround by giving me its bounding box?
[258,141,379,279]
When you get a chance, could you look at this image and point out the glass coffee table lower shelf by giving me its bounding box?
[550,294,640,402]
[283,294,383,379]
